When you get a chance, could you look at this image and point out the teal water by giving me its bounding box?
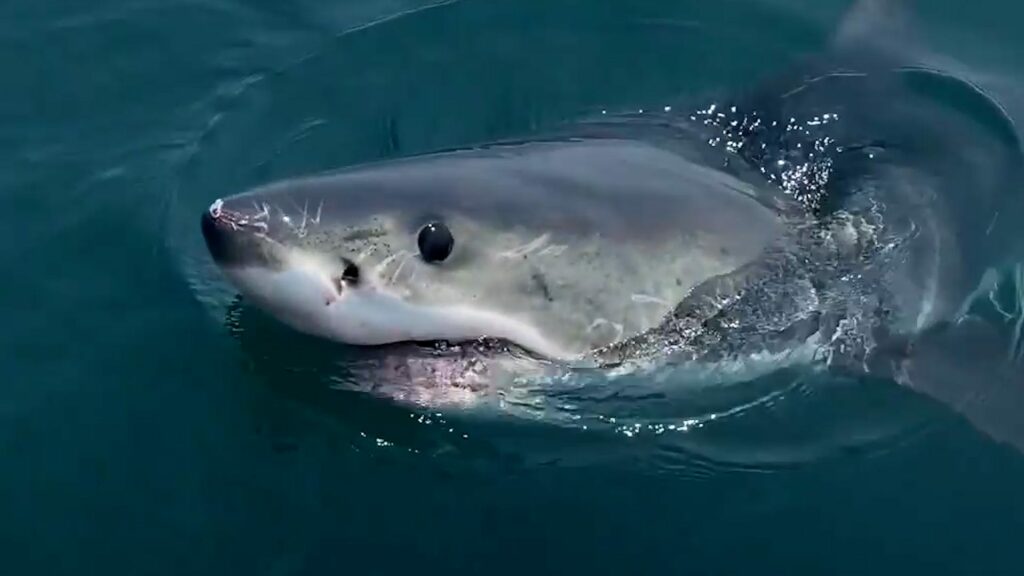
[3,1,1024,574]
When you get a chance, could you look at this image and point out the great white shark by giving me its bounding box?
[201,1,1024,447]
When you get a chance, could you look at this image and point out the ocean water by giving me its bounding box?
[3,0,1024,574]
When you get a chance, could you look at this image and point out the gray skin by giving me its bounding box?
[202,0,1024,445]
[201,122,809,362]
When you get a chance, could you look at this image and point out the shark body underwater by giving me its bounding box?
[201,1,1024,447]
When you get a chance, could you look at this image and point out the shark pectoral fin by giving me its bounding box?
[825,309,1024,451]
[898,316,1024,452]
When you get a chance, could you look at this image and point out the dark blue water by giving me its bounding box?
[3,1,1024,574]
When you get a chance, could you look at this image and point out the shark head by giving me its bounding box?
[201,136,787,360]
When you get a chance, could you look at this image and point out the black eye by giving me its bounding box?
[417,221,454,263]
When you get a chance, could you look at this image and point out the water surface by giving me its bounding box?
[2,1,1024,574]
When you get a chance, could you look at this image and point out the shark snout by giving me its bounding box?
[200,199,278,268]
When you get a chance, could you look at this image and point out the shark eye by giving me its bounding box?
[417,221,454,263]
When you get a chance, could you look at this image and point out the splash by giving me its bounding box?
[691,102,843,213]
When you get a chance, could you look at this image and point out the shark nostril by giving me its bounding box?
[332,258,360,293]
[341,258,360,284]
